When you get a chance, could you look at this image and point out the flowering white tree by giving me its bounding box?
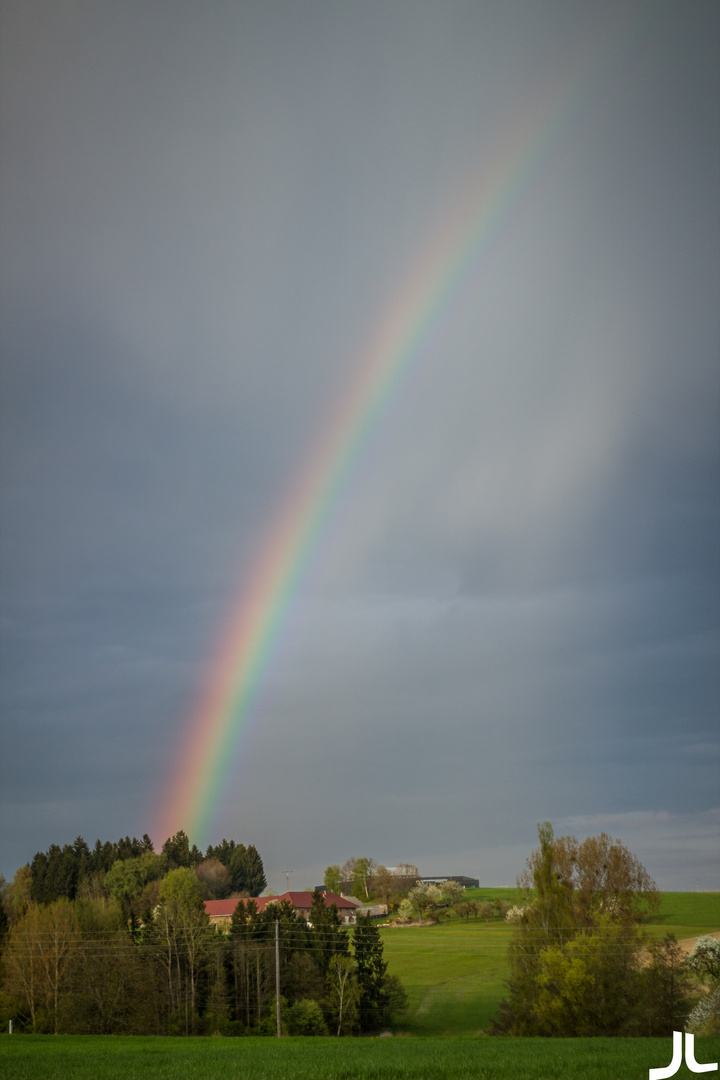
[686,936,720,981]
[687,987,720,1036]
[686,935,720,1035]
[396,898,414,923]
[403,881,467,921]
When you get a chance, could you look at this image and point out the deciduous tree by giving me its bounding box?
[351,857,376,899]
[518,826,660,927]
[65,899,153,1033]
[685,935,720,1036]
[325,954,359,1035]
[323,865,342,893]
[369,865,394,905]
[494,823,676,1037]
[285,997,329,1035]
[195,858,232,900]
[686,935,720,982]
[2,904,45,1029]
[2,899,78,1032]
[151,867,212,1033]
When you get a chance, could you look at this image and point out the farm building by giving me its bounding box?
[204,890,358,929]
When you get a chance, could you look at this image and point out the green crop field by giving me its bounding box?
[462,888,524,905]
[380,891,720,1036]
[1,1034,719,1080]
[655,892,720,938]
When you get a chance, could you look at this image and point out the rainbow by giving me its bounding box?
[154,10,642,849]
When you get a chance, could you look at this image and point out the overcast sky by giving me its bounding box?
[1,1,718,892]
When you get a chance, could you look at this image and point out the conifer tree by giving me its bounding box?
[231,844,266,895]
[309,890,349,976]
[353,914,389,1032]
[161,830,192,869]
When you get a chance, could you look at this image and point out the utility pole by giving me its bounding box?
[275,919,281,1037]
[285,869,292,892]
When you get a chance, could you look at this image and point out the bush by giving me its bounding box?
[686,936,720,981]
[685,935,720,1035]
[505,905,529,923]
[687,985,720,1036]
[285,998,329,1036]
[396,899,414,923]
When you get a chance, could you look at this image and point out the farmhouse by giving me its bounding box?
[204,890,358,929]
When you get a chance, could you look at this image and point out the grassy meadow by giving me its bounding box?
[654,892,720,938]
[1,891,717,1079]
[2,1034,720,1080]
[380,889,719,1036]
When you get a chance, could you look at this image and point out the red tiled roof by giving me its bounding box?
[272,891,358,909]
[204,890,358,919]
[204,898,241,918]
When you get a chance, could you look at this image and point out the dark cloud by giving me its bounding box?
[1,1,718,889]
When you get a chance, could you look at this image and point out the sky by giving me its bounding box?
[1,1,718,893]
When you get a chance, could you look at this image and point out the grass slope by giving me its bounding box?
[381,890,720,1036]
[2,1035,719,1080]
[381,922,511,1034]
[655,892,720,939]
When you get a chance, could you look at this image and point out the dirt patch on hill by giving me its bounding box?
[636,929,720,968]
[675,930,720,956]
[385,919,437,928]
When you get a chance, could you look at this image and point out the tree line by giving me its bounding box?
[324,859,511,924]
[15,830,267,919]
[323,859,420,905]
[0,832,404,1036]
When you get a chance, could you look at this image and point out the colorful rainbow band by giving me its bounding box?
[154,8,645,850]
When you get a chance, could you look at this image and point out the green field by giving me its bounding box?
[381,922,510,1034]
[380,890,720,1036]
[1,1034,719,1080]
[655,892,720,937]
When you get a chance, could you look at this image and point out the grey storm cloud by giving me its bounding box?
[1,0,718,890]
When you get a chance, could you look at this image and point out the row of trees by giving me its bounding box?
[203,839,266,896]
[18,831,266,910]
[323,860,419,904]
[0,868,405,1036]
[28,834,156,905]
[323,863,510,925]
[397,880,476,923]
[492,823,698,1036]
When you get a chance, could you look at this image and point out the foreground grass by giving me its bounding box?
[2,1035,719,1080]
